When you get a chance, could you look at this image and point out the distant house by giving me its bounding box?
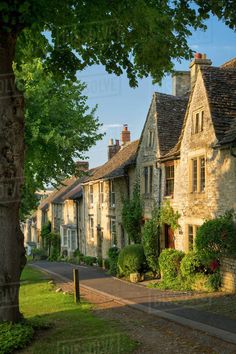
[82,125,139,258]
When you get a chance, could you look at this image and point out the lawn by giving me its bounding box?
[1,266,137,354]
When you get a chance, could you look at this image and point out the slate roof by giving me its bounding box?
[201,66,236,145]
[83,140,139,183]
[155,93,188,156]
[221,57,236,69]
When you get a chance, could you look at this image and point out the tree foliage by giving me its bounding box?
[122,183,143,244]
[15,59,103,218]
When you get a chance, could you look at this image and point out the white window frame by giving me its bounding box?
[89,216,94,239]
[89,185,94,206]
[110,180,116,207]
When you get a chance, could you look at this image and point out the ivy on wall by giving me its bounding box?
[122,183,143,244]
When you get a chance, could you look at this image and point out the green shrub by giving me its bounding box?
[32,248,48,260]
[118,244,147,276]
[97,257,103,267]
[159,249,185,280]
[108,246,120,276]
[73,249,84,264]
[207,271,221,291]
[82,256,97,266]
[180,252,202,278]
[103,258,110,270]
[142,208,160,276]
[0,322,34,354]
[195,212,236,266]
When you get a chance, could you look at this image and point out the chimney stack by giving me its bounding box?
[121,124,131,146]
[172,71,190,97]
[189,53,212,89]
[108,138,121,160]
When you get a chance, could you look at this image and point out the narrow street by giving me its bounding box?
[32,261,236,349]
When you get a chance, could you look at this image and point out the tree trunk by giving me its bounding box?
[0,32,26,322]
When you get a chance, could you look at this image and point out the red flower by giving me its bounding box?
[209,260,219,272]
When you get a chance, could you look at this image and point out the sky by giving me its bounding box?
[77,16,236,168]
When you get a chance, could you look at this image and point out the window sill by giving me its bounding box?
[164,195,174,199]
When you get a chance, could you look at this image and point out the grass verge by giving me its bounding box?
[1,266,137,354]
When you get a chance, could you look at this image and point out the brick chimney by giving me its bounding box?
[108,138,121,160]
[121,124,131,146]
[189,53,212,89]
[172,71,190,96]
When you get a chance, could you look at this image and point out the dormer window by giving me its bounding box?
[192,110,204,134]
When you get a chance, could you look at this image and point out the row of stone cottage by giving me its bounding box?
[23,53,236,259]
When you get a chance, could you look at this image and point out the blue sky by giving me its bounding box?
[78,16,236,168]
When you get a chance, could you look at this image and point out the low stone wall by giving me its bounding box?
[221,257,236,293]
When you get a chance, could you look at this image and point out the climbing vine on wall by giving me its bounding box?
[122,182,143,244]
[159,200,180,230]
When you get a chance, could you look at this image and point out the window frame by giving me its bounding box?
[110,218,117,245]
[89,216,94,239]
[190,156,206,194]
[165,163,174,197]
[99,181,104,206]
[192,109,204,135]
[143,165,154,195]
[89,185,94,206]
[187,224,200,251]
[110,180,116,207]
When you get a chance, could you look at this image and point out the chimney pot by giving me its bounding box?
[108,138,120,160]
[194,53,202,59]
[115,139,120,146]
[121,124,131,146]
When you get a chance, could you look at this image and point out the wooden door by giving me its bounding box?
[165,224,175,249]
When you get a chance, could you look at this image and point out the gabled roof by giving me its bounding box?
[83,140,139,183]
[201,66,236,145]
[39,177,77,210]
[155,93,188,156]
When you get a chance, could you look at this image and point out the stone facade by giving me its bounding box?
[136,95,159,219]
[169,67,236,252]
[221,257,236,293]
[83,169,135,258]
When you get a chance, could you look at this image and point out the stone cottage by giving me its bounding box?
[136,89,188,249]
[160,54,236,251]
[82,125,139,258]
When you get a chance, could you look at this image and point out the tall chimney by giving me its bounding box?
[172,71,190,96]
[121,124,131,146]
[189,53,212,89]
[108,138,121,160]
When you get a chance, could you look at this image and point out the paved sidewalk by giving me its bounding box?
[31,261,236,344]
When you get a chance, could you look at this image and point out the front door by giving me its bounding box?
[164,224,175,249]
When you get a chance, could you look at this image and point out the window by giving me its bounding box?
[192,159,198,192]
[63,228,68,247]
[144,167,149,194]
[187,225,200,250]
[144,166,153,194]
[89,216,94,239]
[89,185,94,205]
[71,230,77,250]
[200,158,205,192]
[165,164,174,196]
[188,225,194,250]
[149,166,153,193]
[110,180,115,207]
[192,110,204,134]
[190,156,206,193]
[100,182,104,205]
[147,130,154,147]
[110,218,117,245]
